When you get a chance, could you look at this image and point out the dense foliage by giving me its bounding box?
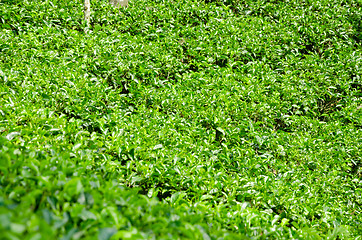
[0,0,361,239]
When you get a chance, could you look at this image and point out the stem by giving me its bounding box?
[84,0,90,27]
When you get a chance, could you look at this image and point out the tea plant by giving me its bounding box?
[0,0,361,239]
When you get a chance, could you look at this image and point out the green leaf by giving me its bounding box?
[153,144,163,150]
[6,132,20,141]
[98,228,117,240]
[0,152,11,169]
[0,213,11,229]
[79,209,97,221]
[10,223,26,234]
[64,178,83,199]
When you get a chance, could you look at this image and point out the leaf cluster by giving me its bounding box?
[0,0,361,239]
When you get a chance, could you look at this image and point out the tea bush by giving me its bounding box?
[0,0,361,239]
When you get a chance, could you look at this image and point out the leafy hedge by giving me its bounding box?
[0,0,361,239]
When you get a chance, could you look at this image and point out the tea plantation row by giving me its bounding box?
[0,0,361,239]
